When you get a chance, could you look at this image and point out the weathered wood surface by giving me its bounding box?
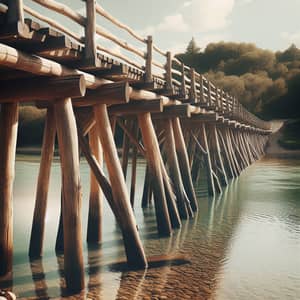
[138,113,172,236]
[29,107,56,258]
[0,102,18,276]
[94,104,147,268]
[87,125,103,244]
[54,98,84,292]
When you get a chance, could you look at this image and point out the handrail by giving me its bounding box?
[6,0,272,130]
[95,2,146,44]
[31,0,85,25]
[24,5,84,43]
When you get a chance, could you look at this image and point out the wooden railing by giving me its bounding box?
[2,0,271,131]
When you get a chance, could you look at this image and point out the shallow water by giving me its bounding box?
[1,157,300,299]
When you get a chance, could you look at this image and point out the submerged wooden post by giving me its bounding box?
[138,113,172,236]
[87,125,103,244]
[29,108,56,258]
[94,104,147,267]
[198,123,216,196]
[172,118,198,212]
[54,98,84,292]
[0,103,19,276]
[163,119,190,219]
[207,124,228,186]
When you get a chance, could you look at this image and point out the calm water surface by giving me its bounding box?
[1,156,300,299]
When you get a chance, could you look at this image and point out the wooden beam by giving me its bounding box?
[0,75,86,103]
[73,82,130,106]
[0,102,18,276]
[109,99,163,116]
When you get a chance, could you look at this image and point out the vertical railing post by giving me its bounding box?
[207,82,213,107]
[199,74,205,104]
[7,0,24,24]
[85,0,97,65]
[189,68,196,102]
[145,35,153,83]
[180,62,186,99]
[165,51,173,92]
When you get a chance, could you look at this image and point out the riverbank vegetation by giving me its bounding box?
[278,119,300,150]
[177,40,300,119]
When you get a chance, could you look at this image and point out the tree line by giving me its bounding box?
[177,38,300,119]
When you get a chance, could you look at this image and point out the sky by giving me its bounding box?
[24,0,300,54]
[95,0,300,53]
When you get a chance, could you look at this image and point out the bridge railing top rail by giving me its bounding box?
[2,0,271,131]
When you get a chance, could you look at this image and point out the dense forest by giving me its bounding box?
[17,40,300,147]
[177,39,300,119]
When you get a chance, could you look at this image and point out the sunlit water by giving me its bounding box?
[1,156,300,299]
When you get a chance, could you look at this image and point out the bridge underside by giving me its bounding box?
[0,5,271,294]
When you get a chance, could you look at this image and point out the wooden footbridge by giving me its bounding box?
[0,0,271,294]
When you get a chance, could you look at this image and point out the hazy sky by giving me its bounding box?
[97,0,300,53]
[25,0,300,53]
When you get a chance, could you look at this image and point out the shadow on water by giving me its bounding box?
[2,158,299,299]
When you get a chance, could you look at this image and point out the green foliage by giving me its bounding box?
[186,37,201,55]
[176,41,300,118]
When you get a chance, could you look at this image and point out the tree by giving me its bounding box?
[186,37,201,55]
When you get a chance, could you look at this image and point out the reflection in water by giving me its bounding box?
[0,157,299,299]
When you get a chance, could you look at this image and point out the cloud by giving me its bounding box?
[281,31,300,47]
[182,0,235,32]
[139,0,235,36]
[157,14,189,32]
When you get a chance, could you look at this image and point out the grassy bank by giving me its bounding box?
[278,119,300,150]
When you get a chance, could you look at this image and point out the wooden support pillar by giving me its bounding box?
[225,127,241,175]
[138,113,172,236]
[172,118,198,212]
[217,127,235,179]
[94,104,147,267]
[198,123,216,196]
[130,124,139,207]
[121,120,132,179]
[87,125,103,244]
[29,108,56,258]
[0,103,18,276]
[141,165,152,208]
[163,119,191,220]
[207,124,228,186]
[54,98,84,292]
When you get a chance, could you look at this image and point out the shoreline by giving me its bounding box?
[265,120,300,159]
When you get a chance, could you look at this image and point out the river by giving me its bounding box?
[1,156,300,299]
